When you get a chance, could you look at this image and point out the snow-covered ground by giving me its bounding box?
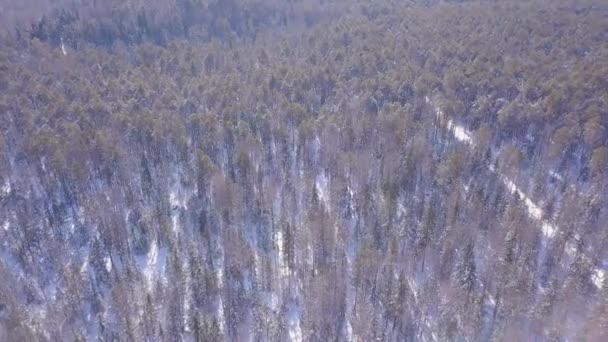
[288,301,303,342]
[343,221,357,342]
[428,96,605,289]
[60,37,67,55]
[135,239,168,292]
[316,171,331,212]
[0,179,11,197]
[274,229,290,286]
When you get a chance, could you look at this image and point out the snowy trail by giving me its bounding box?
[344,221,356,342]
[428,97,605,289]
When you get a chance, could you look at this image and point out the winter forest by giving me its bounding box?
[0,0,607,340]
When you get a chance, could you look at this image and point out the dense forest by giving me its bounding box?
[0,0,607,340]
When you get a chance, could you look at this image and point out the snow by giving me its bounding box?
[446,120,473,145]
[218,297,226,335]
[68,217,76,235]
[136,240,168,292]
[316,172,330,211]
[549,170,564,182]
[253,244,262,287]
[346,322,354,342]
[430,97,557,236]
[182,256,192,332]
[500,174,556,238]
[265,292,279,311]
[168,176,195,250]
[430,96,473,146]
[408,278,418,302]
[313,136,322,165]
[288,302,303,342]
[104,256,112,273]
[2,220,8,231]
[171,209,180,234]
[429,97,603,289]
[592,269,605,289]
[540,222,556,239]
[0,179,10,197]
[60,37,67,55]
[169,184,188,209]
[306,242,314,272]
[212,233,226,334]
[344,237,356,342]
[80,254,90,274]
[565,241,577,257]
[487,294,496,307]
[44,282,58,303]
[274,229,290,283]
[0,248,25,279]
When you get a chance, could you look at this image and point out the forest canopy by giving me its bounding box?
[0,0,607,340]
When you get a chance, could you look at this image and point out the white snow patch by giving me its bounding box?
[288,302,303,342]
[540,221,556,239]
[44,282,57,302]
[565,241,578,257]
[136,241,168,292]
[501,177,543,220]
[346,322,354,342]
[76,206,86,225]
[104,256,112,273]
[171,209,180,235]
[266,292,279,311]
[487,294,496,306]
[306,242,314,271]
[0,179,10,197]
[275,230,289,284]
[408,278,418,302]
[397,200,407,217]
[68,218,76,235]
[344,238,356,342]
[253,246,262,287]
[169,184,188,210]
[487,161,560,239]
[212,239,226,334]
[499,173,556,238]
[592,269,605,289]
[313,136,322,164]
[430,96,474,146]
[549,170,564,182]
[169,180,192,235]
[217,297,226,335]
[2,220,8,231]
[60,37,67,55]
[80,255,90,274]
[446,120,474,145]
[316,172,330,211]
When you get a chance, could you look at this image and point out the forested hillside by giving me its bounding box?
[0,0,607,340]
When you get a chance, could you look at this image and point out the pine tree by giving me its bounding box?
[453,240,476,294]
[283,220,295,272]
[415,205,434,272]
